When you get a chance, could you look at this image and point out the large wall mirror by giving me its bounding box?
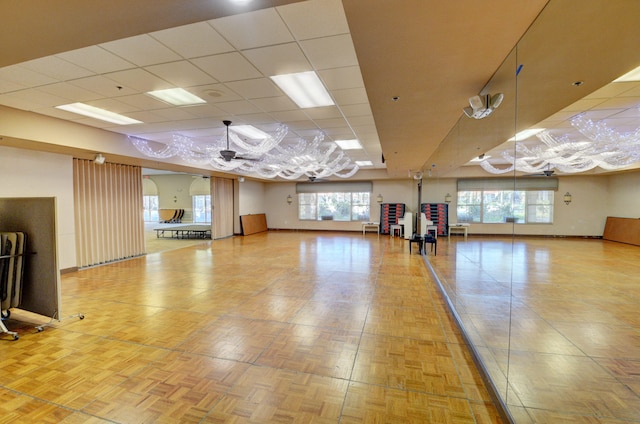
[425,1,640,422]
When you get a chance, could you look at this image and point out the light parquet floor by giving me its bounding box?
[430,236,640,423]
[0,231,501,423]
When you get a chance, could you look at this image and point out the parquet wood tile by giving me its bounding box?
[178,316,288,363]
[290,300,369,331]
[82,352,250,423]
[364,305,448,341]
[255,324,361,379]
[2,232,520,423]
[341,382,476,423]
[352,334,467,397]
[0,387,75,423]
[203,366,349,424]
[228,293,308,322]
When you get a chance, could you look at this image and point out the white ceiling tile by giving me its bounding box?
[100,34,182,67]
[85,98,139,114]
[211,8,293,50]
[69,75,137,97]
[192,52,262,82]
[303,106,342,120]
[319,66,365,90]
[300,34,358,70]
[146,61,218,87]
[104,68,174,92]
[270,110,310,122]
[9,88,70,108]
[215,99,262,115]
[115,93,168,110]
[243,43,311,76]
[57,46,136,74]
[21,56,94,81]
[250,96,297,112]
[190,83,243,103]
[180,103,227,119]
[151,107,202,121]
[37,82,103,103]
[150,22,234,58]
[0,65,56,88]
[224,78,281,99]
[0,79,30,94]
[276,0,349,41]
[0,92,43,110]
[341,103,373,117]
[332,87,369,105]
[313,117,349,129]
[349,115,376,128]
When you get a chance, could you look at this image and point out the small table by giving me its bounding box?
[390,224,403,238]
[448,224,469,240]
[362,222,380,236]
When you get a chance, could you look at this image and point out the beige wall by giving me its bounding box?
[148,174,197,222]
[607,172,640,219]
[258,173,640,237]
[1,142,638,272]
[239,180,266,215]
[0,146,76,270]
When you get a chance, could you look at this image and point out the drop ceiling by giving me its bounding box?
[1,0,638,180]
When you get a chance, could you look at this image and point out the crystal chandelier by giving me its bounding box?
[129,122,359,179]
[480,113,640,174]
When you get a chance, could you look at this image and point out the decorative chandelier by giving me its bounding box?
[129,121,359,179]
[480,113,640,174]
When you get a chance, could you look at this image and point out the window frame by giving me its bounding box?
[456,189,554,224]
[298,191,371,222]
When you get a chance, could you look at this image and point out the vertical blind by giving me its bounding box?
[73,159,145,267]
[211,177,234,239]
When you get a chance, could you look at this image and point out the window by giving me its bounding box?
[298,192,371,221]
[457,190,554,223]
[192,195,211,223]
[296,181,373,222]
[143,195,158,222]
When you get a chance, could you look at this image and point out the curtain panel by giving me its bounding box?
[73,159,145,267]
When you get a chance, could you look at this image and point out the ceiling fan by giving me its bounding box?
[525,166,555,177]
[219,120,258,162]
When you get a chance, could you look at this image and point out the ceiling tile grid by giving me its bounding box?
[0,0,382,175]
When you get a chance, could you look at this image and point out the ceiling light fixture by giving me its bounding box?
[355,160,373,166]
[335,139,362,150]
[231,125,270,139]
[94,153,106,165]
[270,71,334,108]
[508,128,546,141]
[56,103,142,125]
[146,88,206,106]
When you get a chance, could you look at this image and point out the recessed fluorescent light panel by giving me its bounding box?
[231,125,269,139]
[614,65,640,82]
[335,139,363,150]
[146,88,206,106]
[55,103,142,125]
[508,128,545,141]
[270,71,334,108]
[355,160,373,166]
